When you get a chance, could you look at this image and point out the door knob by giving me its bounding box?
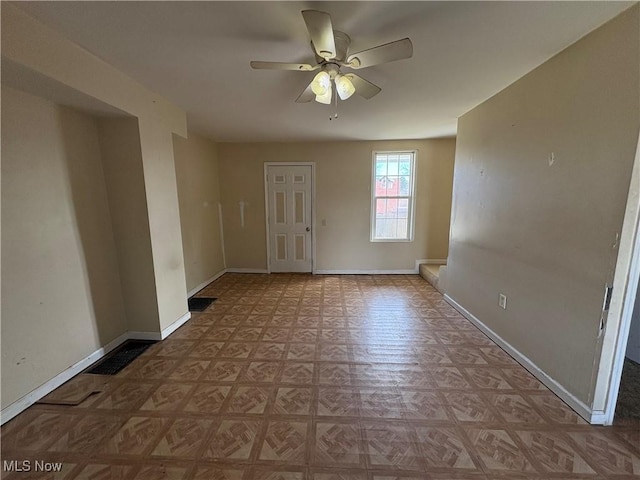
[306,227,310,232]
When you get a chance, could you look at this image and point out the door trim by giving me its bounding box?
[264,162,316,274]
[593,131,640,424]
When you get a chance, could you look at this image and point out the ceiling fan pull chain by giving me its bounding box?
[330,86,338,121]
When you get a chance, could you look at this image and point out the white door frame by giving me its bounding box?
[264,162,316,274]
[592,132,640,424]
[603,211,639,424]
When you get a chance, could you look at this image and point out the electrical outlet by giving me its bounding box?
[498,293,507,309]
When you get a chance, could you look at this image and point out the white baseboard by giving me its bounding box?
[187,269,226,297]
[315,259,447,276]
[444,293,595,424]
[225,268,268,274]
[127,330,162,341]
[314,269,418,275]
[0,309,194,426]
[0,331,128,425]
[160,312,191,340]
[589,409,607,424]
[414,258,447,270]
[225,266,444,276]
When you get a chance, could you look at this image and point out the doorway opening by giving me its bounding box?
[613,285,640,424]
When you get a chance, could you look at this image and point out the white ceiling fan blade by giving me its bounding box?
[250,61,318,71]
[295,82,315,103]
[301,10,336,60]
[345,74,381,99]
[347,38,413,69]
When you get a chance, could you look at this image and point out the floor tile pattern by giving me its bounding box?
[2,273,639,479]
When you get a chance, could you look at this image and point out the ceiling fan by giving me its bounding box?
[250,10,413,105]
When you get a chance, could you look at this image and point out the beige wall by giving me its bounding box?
[218,139,455,271]
[98,118,159,332]
[2,3,189,333]
[1,86,128,409]
[446,6,639,405]
[173,133,225,292]
[1,4,191,413]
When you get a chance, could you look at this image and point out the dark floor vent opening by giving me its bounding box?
[188,296,216,312]
[87,340,156,375]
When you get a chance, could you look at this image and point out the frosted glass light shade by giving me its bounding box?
[315,86,332,104]
[335,74,355,100]
[311,71,331,96]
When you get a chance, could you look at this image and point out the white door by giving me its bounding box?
[266,165,313,272]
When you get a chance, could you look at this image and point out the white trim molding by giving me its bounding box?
[315,269,418,275]
[1,310,195,426]
[160,312,191,340]
[316,259,447,276]
[127,331,162,341]
[444,294,596,423]
[0,331,128,425]
[414,258,447,270]
[595,133,640,425]
[187,269,226,298]
[225,268,269,274]
[223,266,445,276]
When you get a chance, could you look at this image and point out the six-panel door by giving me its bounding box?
[266,165,312,272]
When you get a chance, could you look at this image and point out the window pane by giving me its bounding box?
[397,218,408,238]
[375,176,387,196]
[399,176,411,195]
[375,158,387,176]
[385,176,398,196]
[376,218,396,238]
[398,198,409,219]
[387,198,399,216]
[387,158,399,175]
[372,151,415,241]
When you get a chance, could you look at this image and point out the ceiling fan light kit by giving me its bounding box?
[335,74,355,100]
[251,9,413,108]
[311,71,331,96]
[315,87,332,105]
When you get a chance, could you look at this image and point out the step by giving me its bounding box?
[419,263,446,293]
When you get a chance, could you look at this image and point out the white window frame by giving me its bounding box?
[370,150,417,242]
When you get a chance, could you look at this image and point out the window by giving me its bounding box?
[370,151,416,242]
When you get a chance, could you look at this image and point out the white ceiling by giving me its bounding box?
[14,1,634,142]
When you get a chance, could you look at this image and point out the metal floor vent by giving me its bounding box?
[87,340,156,375]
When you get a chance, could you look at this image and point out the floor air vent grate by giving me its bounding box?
[87,340,156,375]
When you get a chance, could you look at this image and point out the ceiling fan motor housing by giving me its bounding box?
[323,63,341,79]
[314,31,351,65]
